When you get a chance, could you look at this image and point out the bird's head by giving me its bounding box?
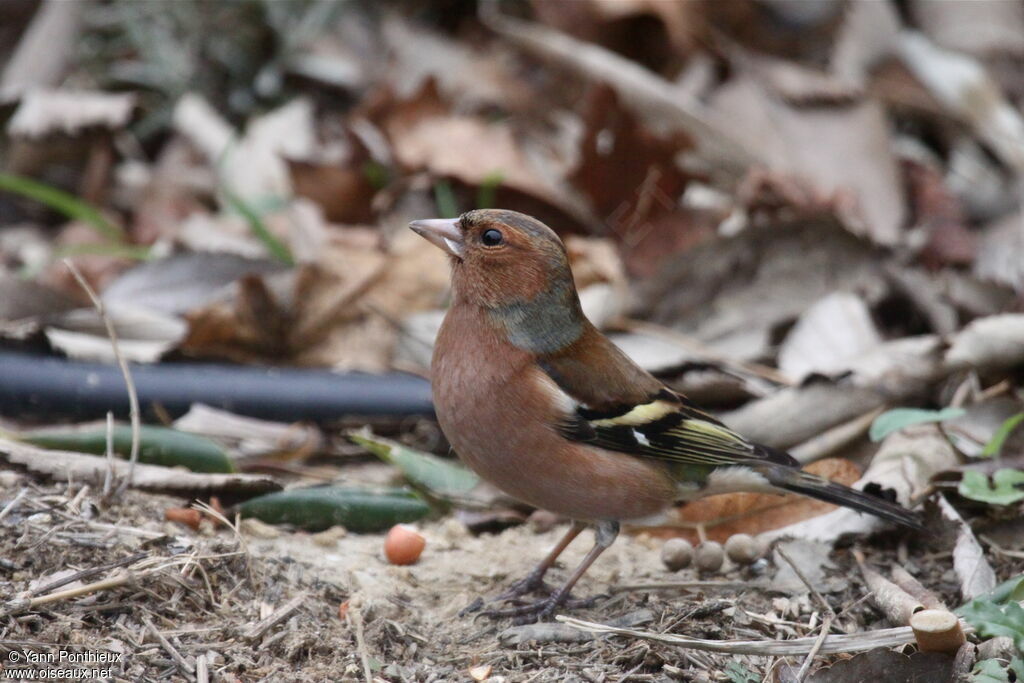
[410,209,576,308]
[410,209,585,352]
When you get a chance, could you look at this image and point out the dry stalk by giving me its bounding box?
[63,259,140,496]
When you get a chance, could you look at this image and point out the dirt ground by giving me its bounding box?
[5,467,1016,683]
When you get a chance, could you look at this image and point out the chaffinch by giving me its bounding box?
[410,209,921,620]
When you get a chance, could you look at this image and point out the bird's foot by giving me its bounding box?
[459,570,555,616]
[477,593,601,624]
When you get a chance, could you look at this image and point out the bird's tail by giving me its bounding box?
[766,467,923,530]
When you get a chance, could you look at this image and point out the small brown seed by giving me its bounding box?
[384,524,426,565]
[694,541,725,573]
[661,538,694,571]
[725,534,761,565]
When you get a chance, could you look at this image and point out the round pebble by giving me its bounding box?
[694,541,725,573]
[660,538,693,571]
[724,533,761,565]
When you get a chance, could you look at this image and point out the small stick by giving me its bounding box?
[64,259,140,495]
[144,615,195,675]
[910,609,966,654]
[556,614,979,655]
[30,551,149,596]
[889,565,946,611]
[346,597,374,683]
[27,570,133,608]
[195,653,209,683]
[244,593,306,641]
[776,547,831,614]
[102,411,114,497]
[0,488,28,521]
[610,581,758,593]
[795,612,834,682]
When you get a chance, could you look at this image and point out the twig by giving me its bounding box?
[30,551,149,596]
[64,259,140,496]
[102,410,114,497]
[244,593,306,641]
[195,653,209,683]
[610,580,759,594]
[143,615,195,675]
[556,615,977,655]
[346,596,374,683]
[0,488,28,521]
[27,569,134,608]
[775,547,831,614]
[795,613,834,682]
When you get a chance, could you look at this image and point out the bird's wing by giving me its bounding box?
[537,333,796,469]
[555,390,798,469]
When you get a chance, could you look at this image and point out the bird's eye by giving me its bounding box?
[481,229,504,246]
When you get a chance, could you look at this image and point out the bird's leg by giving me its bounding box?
[461,521,586,615]
[481,520,620,622]
[495,520,587,600]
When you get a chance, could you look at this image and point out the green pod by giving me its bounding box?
[238,486,430,532]
[22,425,235,473]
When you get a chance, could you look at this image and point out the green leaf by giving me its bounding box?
[869,407,967,442]
[21,424,235,473]
[238,486,430,532]
[724,661,758,683]
[958,598,1024,651]
[0,172,123,241]
[983,413,1024,458]
[349,431,479,501]
[959,469,1024,505]
[970,658,1013,683]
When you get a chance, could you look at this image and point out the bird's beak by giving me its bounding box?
[409,218,464,259]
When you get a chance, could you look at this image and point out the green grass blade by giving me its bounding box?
[0,173,123,241]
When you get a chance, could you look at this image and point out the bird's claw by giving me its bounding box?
[478,594,600,624]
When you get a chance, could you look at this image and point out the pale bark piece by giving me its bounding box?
[911,0,1024,57]
[726,314,1024,450]
[8,90,135,138]
[897,33,1024,173]
[0,0,83,101]
[975,212,1024,293]
[778,291,883,381]
[0,438,280,496]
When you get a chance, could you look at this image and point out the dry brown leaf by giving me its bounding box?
[570,85,690,228]
[642,458,861,543]
[531,0,703,70]
[904,159,975,268]
[181,225,449,370]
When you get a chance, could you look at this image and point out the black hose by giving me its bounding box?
[0,350,434,422]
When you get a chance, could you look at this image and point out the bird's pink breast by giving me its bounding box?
[432,306,677,521]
